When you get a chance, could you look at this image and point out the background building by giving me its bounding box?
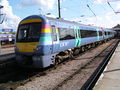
[0,28,15,45]
[112,24,120,38]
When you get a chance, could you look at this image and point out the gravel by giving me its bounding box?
[16,40,115,90]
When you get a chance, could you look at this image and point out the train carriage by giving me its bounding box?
[15,15,115,68]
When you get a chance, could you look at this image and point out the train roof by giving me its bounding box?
[21,15,97,28]
[21,15,114,31]
[46,16,94,27]
[45,16,113,30]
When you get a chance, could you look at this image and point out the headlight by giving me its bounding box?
[35,46,41,51]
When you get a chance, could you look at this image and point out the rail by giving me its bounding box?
[81,40,119,90]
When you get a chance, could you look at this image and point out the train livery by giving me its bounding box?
[15,15,116,68]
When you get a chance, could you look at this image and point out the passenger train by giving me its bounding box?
[0,34,15,45]
[15,15,116,68]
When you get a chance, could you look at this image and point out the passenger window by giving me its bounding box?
[80,30,97,38]
[58,27,75,40]
[52,25,57,41]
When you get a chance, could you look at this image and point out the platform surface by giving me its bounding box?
[94,43,120,90]
[0,47,14,55]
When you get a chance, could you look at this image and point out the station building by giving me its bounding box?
[113,24,120,38]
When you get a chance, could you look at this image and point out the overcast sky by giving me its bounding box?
[0,0,120,30]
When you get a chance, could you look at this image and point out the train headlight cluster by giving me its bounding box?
[36,46,41,51]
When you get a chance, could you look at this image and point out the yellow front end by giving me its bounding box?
[16,42,39,52]
[16,18,42,53]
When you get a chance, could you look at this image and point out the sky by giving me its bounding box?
[0,0,120,31]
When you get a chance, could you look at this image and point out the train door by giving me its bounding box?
[105,30,108,39]
[101,28,105,39]
[74,26,81,47]
[51,25,59,53]
[96,28,100,41]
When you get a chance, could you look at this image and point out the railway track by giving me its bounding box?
[81,39,119,90]
[53,39,119,90]
[0,39,118,90]
[0,66,45,90]
[0,53,15,68]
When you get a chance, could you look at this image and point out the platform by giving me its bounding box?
[93,43,120,90]
[0,47,14,55]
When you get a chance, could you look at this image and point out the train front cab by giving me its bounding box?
[15,16,60,68]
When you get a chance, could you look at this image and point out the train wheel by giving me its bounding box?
[88,45,91,49]
[92,43,95,48]
[81,47,85,52]
[69,50,74,59]
[55,59,59,65]
[55,56,62,65]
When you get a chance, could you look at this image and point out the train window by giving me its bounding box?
[105,32,107,35]
[29,23,41,38]
[17,25,29,40]
[80,30,97,38]
[51,26,57,41]
[68,28,75,39]
[58,28,66,40]
[108,32,112,35]
[99,31,103,36]
[17,22,41,42]
[58,27,75,40]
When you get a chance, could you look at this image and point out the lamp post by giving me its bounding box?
[58,0,61,18]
